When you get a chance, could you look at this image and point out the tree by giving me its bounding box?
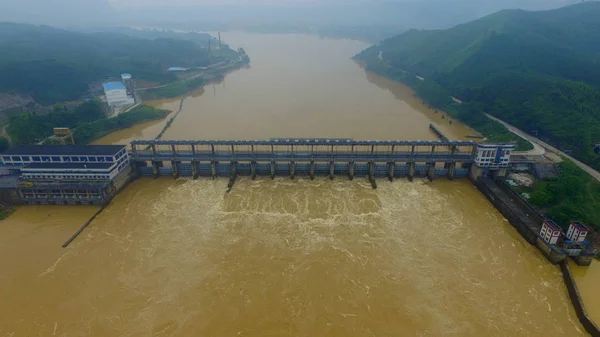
[0,137,9,152]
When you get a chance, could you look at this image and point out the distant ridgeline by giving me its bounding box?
[0,23,238,106]
[354,2,600,171]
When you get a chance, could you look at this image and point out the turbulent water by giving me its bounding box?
[0,32,587,336]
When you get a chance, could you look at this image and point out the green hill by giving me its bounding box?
[0,23,231,105]
[355,2,600,171]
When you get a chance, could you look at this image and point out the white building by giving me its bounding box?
[103,82,133,106]
[474,144,515,169]
[540,220,562,245]
[566,222,589,243]
[2,145,130,181]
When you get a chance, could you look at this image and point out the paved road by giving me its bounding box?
[486,114,546,156]
[485,113,600,183]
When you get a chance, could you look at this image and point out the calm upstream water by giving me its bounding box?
[0,32,588,336]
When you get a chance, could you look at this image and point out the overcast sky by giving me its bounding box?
[0,0,582,28]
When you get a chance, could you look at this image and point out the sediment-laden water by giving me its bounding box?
[0,32,586,336]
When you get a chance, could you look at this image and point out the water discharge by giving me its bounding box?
[0,32,588,336]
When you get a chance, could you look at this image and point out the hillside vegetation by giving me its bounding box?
[355,2,600,171]
[6,100,167,145]
[0,23,230,105]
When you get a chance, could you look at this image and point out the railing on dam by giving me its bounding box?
[130,139,477,163]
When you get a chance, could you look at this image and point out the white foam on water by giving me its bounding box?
[59,177,585,336]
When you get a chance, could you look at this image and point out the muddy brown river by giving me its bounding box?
[0,32,588,336]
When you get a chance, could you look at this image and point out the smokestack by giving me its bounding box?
[218,32,222,56]
[208,39,212,64]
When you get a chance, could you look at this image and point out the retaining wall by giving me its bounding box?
[560,261,600,336]
[475,178,539,244]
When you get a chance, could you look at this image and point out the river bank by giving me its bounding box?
[138,61,248,101]
[356,60,534,151]
[73,105,169,144]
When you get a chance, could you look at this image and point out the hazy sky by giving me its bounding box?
[108,0,347,7]
[1,0,582,28]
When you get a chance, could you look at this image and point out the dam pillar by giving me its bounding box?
[469,165,483,182]
[349,161,355,180]
[231,161,237,177]
[368,161,377,189]
[329,161,335,180]
[447,162,456,180]
[408,162,415,181]
[152,161,161,179]
[270,160,276,179]
[251,161,257,180]
[493,168,508,179]
[191,161,198,180]
[309,161,315,180]
[227,161,238,192]
[427,162,435,181]
[171,161,180,180]
[211,161,217,179]
[290,161,295,180]
[132,161,142,178]
[388,162,395,182]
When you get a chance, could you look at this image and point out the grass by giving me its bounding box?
[522,160,600,230]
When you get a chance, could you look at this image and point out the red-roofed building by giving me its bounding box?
[540,220,562,244]
[566,222,589,243]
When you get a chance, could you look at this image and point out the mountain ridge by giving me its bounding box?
[355,2,600,171]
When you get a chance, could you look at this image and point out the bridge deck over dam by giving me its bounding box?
[130,139,478,182]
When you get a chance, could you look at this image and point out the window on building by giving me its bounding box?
[80,157,88,162]
[105,157,113,162]
[89,157,97,162]
[51,156,60,162]
[22,156,30,161]
[2,156,9,162]
[32,156,41,162]
[98,157,105,162]
[11,156,20,161]
[71,156,79,162]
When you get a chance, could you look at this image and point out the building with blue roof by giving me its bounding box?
[103,82,125,91]
[103,81,133,106]
[167,67,189,72]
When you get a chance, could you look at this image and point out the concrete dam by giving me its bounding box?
[130,138,487,181]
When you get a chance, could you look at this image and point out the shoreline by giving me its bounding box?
[357,60,534,151]
[138,61,247,101]
[90,61,248,146]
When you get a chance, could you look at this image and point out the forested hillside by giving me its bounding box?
[355,2,600,171]
[0,23,220,105]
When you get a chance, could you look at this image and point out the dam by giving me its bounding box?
[130,139,502,181]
